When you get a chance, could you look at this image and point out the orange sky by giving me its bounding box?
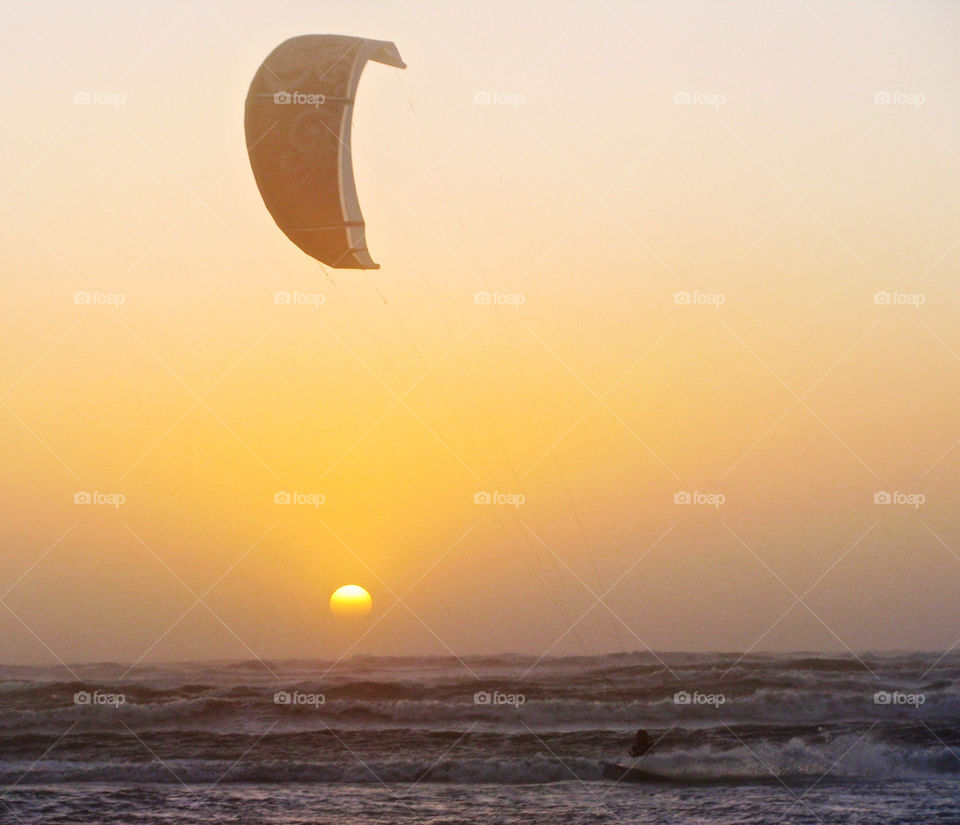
[2,0,960,664]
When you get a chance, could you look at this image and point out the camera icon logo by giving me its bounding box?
[74,691,91,705]
[874,691,891,705]
[873,491,891,505]
[274,691,292,705]
[473,291,492,305]
[273,91,292,104]
[73,91,92,105]
[274,291,292,305]
[873,91,892,105]
[74,291,92,305]
[673,491,692,505]
[673,691,691,704]
[474,491,492,505]
[874,291,892,305]
[74,491,92,505]
[474,690,491,704]
[473,91,492,105]
[674,291,692,305]
[673,91,692,105]
[274,491,291,505]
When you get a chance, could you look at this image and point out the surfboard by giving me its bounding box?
[601,762,674,783]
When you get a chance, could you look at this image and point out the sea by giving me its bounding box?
[1,652,958,823]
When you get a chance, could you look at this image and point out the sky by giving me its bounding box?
[2,0,960,665]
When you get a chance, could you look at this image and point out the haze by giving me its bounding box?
[2,0,960,665]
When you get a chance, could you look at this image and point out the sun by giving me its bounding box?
[329,584,373,617]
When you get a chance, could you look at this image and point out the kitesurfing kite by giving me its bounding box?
[245,35,405,268]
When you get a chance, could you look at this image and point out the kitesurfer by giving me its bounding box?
[629,728,652,758]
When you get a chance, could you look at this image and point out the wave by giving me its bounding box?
[2,733,959,785]
[1,688,958,739]
[3,653,959,770]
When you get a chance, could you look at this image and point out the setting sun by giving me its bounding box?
[329,585,373,618]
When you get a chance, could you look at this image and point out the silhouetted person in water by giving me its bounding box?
[630,729,652,758]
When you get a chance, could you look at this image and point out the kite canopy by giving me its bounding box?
[245,35,405,269]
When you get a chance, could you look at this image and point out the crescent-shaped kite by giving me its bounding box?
[245,35,405,269]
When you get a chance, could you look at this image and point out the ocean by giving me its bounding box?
[1,652,958,823]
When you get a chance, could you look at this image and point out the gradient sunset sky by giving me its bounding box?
[3,0,960,665]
